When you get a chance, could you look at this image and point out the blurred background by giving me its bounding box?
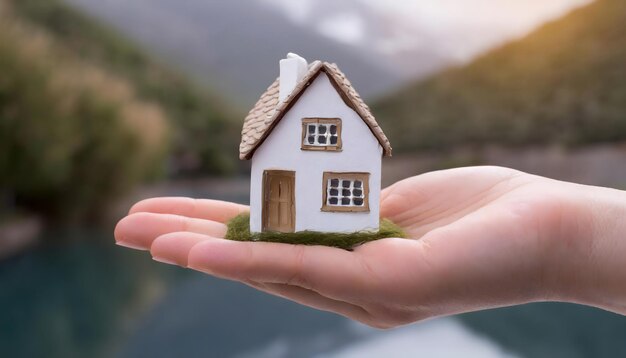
[1,0,626,356]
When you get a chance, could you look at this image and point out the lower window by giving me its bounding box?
[322,172,370,212]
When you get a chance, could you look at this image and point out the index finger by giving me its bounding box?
[186,238,370,302]
[130,197,248,223]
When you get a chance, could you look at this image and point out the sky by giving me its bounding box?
[262,0,593,62]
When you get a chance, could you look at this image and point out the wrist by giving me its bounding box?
[553,183,626,313]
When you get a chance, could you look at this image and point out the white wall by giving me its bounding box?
[250,72,382,233]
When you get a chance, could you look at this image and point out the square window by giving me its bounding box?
[302,119,341,150]
[323,173,369,212]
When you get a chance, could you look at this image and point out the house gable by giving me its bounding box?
[253,71,382,163]
[239,62,392,160]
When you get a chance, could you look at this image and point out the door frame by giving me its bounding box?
[262,170,296,232]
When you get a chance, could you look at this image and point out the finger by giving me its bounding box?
[151,232,212,267]
[115,212,226,250]
[129,197,248,223]
[186,238,368,301]
[246,281,372,324]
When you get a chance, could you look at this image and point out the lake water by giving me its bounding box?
[2,230,625,357]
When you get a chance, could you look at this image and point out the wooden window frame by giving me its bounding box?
[321,172,370,212]
[301,118,342,151]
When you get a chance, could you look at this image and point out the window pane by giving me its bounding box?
[324,174,368,210]
[303,120,341,149]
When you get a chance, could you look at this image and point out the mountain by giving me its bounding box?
[0,0,164,222]
[61,0,412,105]
[373,0,626,153]
[260,0,454,79]
[1,0,239,223]
[10,0,241,176]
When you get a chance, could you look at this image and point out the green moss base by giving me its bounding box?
[224,213,406,250]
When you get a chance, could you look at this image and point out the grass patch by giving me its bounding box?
[225,213,406,250]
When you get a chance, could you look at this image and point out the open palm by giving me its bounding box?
[115,166,585,328]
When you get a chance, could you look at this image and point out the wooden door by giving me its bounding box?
[262,170,295,232]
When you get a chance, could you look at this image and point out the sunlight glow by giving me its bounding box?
[262,0,594,61]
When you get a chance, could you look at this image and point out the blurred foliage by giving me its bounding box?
[374,0,626,153]
[0,0,241,224]
[0,5,167,223]
[9,0,241,176]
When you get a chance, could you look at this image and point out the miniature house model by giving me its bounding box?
[240,53,392,233]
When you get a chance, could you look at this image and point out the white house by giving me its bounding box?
[239,53,392,233]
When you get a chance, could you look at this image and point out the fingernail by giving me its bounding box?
[186,263,213,275]
[115,240,148,251]
[152,256,178,266]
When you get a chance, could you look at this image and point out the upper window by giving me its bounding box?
[321,172,369,212]
[301,118,342,151]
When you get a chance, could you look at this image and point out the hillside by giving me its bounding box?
[10,0,240,175]
[1,0,239,224]
[374,0,626,152]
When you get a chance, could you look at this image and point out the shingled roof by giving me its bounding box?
[239,60,392,160]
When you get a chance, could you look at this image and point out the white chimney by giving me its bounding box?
[279,53,308,102]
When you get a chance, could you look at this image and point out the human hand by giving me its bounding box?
[114,166,626,328]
